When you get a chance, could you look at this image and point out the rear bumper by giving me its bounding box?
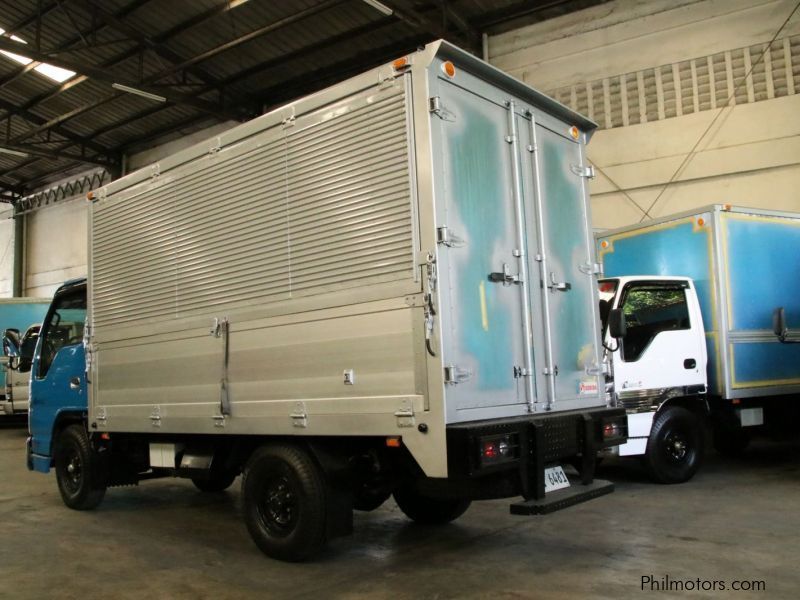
[443,407,627,504]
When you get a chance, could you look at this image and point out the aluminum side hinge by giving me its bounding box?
[150,164,160,181]
[212,414,226,428]
[208,137,221,155]
[290,402,308,428]
[570,164,595,179]
[149,406,162,428]
[394,399,415,428]
[444,365,472,385]
[429,96,455,121]
[95,407,107,425]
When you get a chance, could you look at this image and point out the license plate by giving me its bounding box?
[544,466,570,493]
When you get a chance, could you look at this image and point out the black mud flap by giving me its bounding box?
[509,479,614,515]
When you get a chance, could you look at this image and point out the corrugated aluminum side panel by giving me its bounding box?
[287,86,414,297]
[92,82,412,329]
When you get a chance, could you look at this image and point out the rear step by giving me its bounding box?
[509,479,614,515]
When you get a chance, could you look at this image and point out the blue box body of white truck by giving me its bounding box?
[597,205,800,400]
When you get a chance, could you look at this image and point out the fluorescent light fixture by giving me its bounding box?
[361,0,393,16]
[0,26,76,83]
[111,83,167,103]
[0,147,30,158]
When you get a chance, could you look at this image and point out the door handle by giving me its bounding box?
[69,377,81,390]
[547,272,571,292]
[683,358,696,369]
[488,263,520,286]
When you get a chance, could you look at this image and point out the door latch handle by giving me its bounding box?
[683,358,697,369]
[548,272,571,292]
[488,263,520,286]
[69,377,81,390]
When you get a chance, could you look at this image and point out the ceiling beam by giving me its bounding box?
[0,36,241,121]
[74,0,225,90]
[144,0,349,83]
[0,97,113,158]
[0,142,116,167]
[377,0,477,51]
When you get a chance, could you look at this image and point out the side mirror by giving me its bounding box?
[773,307,788,342]
[608,308,627,340]
[2,328,20,358]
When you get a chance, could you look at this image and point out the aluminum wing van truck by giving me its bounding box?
[23,41,627,561]
[0,298,49,415]
[596,205,800,483]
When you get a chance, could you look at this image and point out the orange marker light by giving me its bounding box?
[386,436,402,448]
[600,240,609,249]
[723,204,732,211]
[569,126,580,140]
[86,191,94,201]
[442,61,456,78]
[392,56,409,71]
[100,432,110,440]
[697,217,705,227]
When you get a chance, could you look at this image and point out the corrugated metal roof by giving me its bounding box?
[0,0,603,198]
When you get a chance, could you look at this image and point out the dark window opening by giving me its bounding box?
[620,284,690,362]
[37,291,86,379]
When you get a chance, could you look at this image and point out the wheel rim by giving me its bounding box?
[663,429,692,463]
[257,471,299,537]
[62,447,83,494]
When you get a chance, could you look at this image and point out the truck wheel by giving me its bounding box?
[644,406,704,484]
[191,470,237,493]
[54,424,107,510]
[393,487,471,524]
[241,444,327,562]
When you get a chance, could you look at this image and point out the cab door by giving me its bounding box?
[611,280,707,393]
[29,285,87,459]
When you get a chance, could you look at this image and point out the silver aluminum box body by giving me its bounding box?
[88,42,608,478]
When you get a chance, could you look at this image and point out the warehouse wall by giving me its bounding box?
[24,197,88,298]
[0,205,14,297]
[489,0,800,229]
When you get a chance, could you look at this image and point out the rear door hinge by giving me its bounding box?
[429,96,455,121]
[570,164,595,179]
[437,226,465,248]
[579,262,603,275]
[444,365,472,385]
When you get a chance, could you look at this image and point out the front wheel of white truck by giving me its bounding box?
[645,406,705,484]
[242,444,328,562]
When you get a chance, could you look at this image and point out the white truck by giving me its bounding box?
[2,324,42,415]
[596,205,800,483]
[24,41,627,562]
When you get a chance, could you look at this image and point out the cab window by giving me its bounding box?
[17,325,40,373]
[619,284,690,362]
[37,290,86,378]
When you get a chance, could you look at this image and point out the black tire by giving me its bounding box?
[191,470,237,493]
[644,406,704,484]
[241,444,327,562]
[713,424,751,457]
[353,487,391,512]
[54,424,106,510]
[393,487,471,524]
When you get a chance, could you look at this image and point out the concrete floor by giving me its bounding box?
[1,418,798,600]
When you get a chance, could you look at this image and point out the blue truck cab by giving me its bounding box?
[27,278,88,474]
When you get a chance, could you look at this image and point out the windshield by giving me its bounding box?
[598,279,618,333]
